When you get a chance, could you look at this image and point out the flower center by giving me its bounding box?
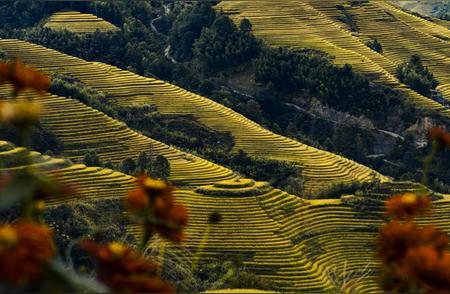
[0,226,18,249]
[401,193,417,205]
[108,242,126,257]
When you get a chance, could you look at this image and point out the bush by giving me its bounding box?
[396,54,439,97]
[314,181,379,199]
[254,47,398,120]
[83,150,102,167]
[44,199,131,270]
[366,38,382,53]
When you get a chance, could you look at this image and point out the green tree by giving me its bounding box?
[104,160,114,170]
[396,54,439,97]
[193,14,260,71]
[119,157,137,175]
[137,151,150,174]
[285,176,304,196]
[83,150,102,167]
[168,1,216,61]
[242,99,264,122]
[285,122,298,137]
[239,18,252,33]
[366,38,382,53]
[149,155,170,181]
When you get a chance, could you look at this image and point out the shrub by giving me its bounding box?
[396,54,439,97]
[366,38,383,53]
[83,150,102,167]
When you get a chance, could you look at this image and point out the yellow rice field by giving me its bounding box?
[44,11,119,33]
[0,39,389,195]
[217,0,450,115]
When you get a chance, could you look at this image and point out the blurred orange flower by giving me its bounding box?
[385,193,430,220]
[126,176,188,242]
[405,246,450,293]
[378,221,447,266]
[0,60,50,96]
[81,241,174,293]
[429,127,450,149]
[0,222,55,285]
[125,187,149,213]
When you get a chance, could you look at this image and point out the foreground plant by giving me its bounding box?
[0,59,106,292]
[0,222,55,285]
[126,175,188,246]
[378,127,450,293]
[80,176,187,293]
[81,241,175,293]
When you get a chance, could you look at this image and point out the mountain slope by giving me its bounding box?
[3,140,450,293]
[0,39,389,195]
[218,0,450,115]
[0,84,237,187]
[133,181,450,293]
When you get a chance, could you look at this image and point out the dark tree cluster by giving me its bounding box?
[254,47,402,120]
[168,1,216,61]
[0,123,62,156]
[396,54,439,97]
[193,15,261,72]
[366,38,383,53]
[83,149,171,181]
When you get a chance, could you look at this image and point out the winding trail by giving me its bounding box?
[150,4,177,64]
[284,103,405,141]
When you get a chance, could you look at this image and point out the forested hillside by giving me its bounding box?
[0,1,449,293]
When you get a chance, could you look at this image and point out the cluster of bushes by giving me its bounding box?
[314,180,381,199]
[255,47,403,121]
[83,150,170,181]
[366,38,383,53]
[50,74,118,118]
[166,255,273,292]
[432,2,450,20]
[44,199,130,268]
[396,54,439,97]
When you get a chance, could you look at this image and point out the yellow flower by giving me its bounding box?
[108,242,127,258]
[35,200,45,213]
[0,225,18,249]
[0,101,42,129]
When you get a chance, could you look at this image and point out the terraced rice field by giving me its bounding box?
[44,11,119,33]
[128,179,450,293]
[0,84,237,187]
[0,39,389,195]
[217,0,450,115]
[0,141,136,206]
[3,140,450,292]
